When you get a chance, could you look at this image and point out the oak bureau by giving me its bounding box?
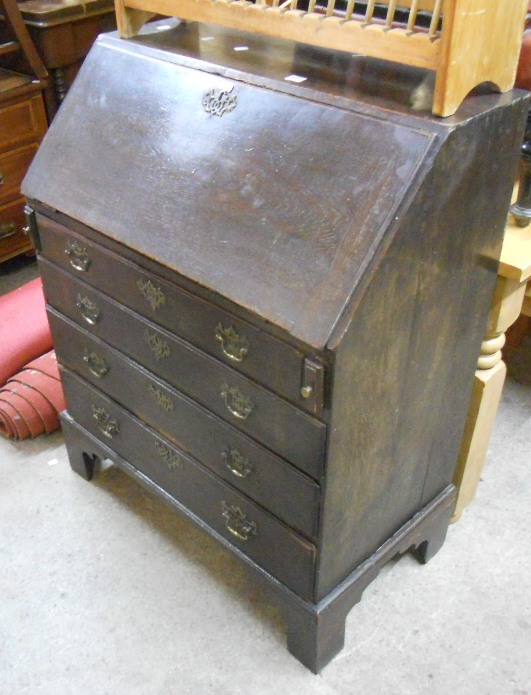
[22,22,527,672]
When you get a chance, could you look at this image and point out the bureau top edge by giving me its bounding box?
[102,20,522,131]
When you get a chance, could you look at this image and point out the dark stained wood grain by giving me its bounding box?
[48,308,321,534]
[37,214,322,412]
[25,23,529,672]
[22,28,432,348]
[60,408,455,673]
[316,96,528,600]
[61,370,317,600]
[39,257,327,473]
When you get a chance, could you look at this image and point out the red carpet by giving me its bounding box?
[0,351,66,439]
[0,277,53,385]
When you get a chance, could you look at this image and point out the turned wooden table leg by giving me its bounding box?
[452,276,528,521]
[53,68,69,105]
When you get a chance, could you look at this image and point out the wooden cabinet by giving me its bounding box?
[0,0,48,262]
[0,84,46,262]
[17,0,116,119]
[22,23,528,672]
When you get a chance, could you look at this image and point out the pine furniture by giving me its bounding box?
[452,200,531,521]
[114,0,528,117]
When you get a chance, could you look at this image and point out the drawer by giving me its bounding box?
[61,369,316,601]
[0,199,33,262]
[48,309,321,534]
[0,94,46,154]
[0,145,39,206]
[40,259,326,473]
[36,214,324,416]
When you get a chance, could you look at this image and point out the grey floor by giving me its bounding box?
[0,260,530,695]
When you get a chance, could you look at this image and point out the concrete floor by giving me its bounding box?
[1,258,530,694]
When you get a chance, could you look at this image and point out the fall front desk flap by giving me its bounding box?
[21,21,517,349]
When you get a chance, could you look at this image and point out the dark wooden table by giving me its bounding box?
[17,0,116,119]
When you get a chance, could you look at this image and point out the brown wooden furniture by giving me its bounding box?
[17,0,116,119]
[115,0,528,117]
[0,0,47,262]
[22,23,527,672]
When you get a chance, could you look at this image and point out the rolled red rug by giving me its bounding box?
[0,277,53,385]
[0,351,66,439]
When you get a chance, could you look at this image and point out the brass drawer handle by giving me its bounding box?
[76,294,100,325]
[65,240,91,272]
[221,501,257,541]
[155,441,183,470]
[92,405,119,438]
[83,349,109,378]
[0,223,18,240]
[137,278,165,311]
[222,447,254,478]
[148,384,174,411]
[144,329,170,361]
[220,384,255,420]
[215,323,249,363]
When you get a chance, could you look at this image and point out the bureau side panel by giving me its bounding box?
[315,97,528,600]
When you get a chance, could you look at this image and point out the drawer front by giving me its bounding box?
[37,214,323,415]
[0,144,39,206]
[48,309,321,534]
[40,259,326,473]
[62,369,316,601]
[0,95,45,153]
[0,199,32,261]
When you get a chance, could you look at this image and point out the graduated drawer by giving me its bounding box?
[37,215,323,416]
[0,94,45,154]
[0,144,39,206]
[61,369,316,601]
[48,309,321,534]
[40,259,326,474]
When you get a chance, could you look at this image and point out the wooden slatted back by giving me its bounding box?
[114,0,527,116]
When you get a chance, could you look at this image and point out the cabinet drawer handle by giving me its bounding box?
[0,223,17,240]
[220,384,255,420]
[137,278,166,311]
[0,171,4,186]
[148,384,174,411]
[144,329,171,361]
[221,501,257,541]
[76,294,100,325]
[92,405,119,438]
[83,349,109,378]
[215,323,249,363]
[155,441,183,470]
[65,241,91,272]
[222,447,254,478]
